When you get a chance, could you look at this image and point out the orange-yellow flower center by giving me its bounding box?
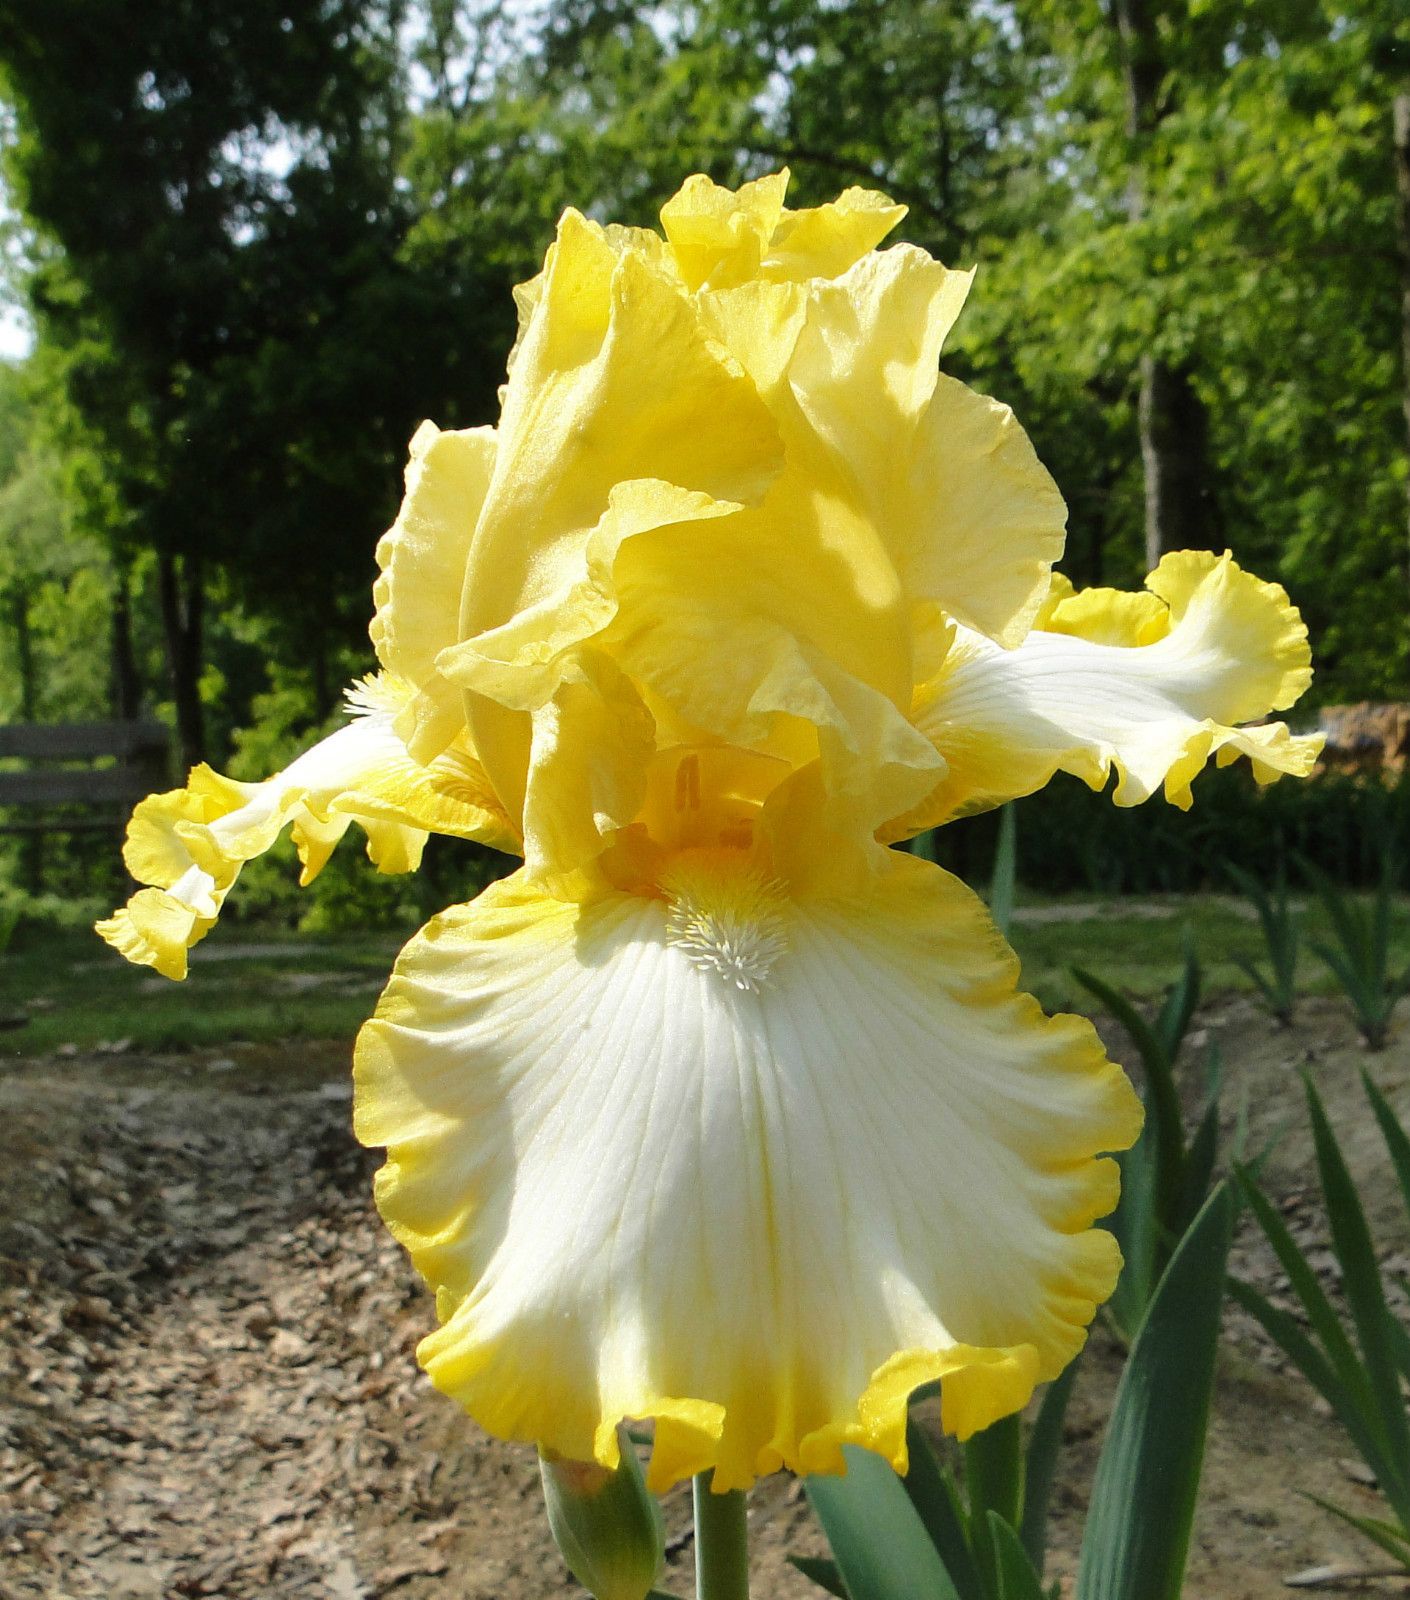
[599,743,793,898]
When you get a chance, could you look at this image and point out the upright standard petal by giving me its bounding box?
[789,249,1065,647]
[354,852,1140,1492]
[371,421,497,761]
[96,676,518,978]
[433,174,1075,877]
[659,172,908,292]
[450,212,785,832]
[900,550,1322,830]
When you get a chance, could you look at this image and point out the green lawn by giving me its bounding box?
[1013,891,1410,1012]
[2,922,405,1056]
[5,890,1409,1057]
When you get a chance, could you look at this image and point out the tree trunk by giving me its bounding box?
[1112,0,1219,564]
[110,565,141,721]
[1394,93,1410,577]
[158,550,205,769]
[1139,354,1219,567]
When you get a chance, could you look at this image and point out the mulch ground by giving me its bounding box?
[4,996,1410,1599]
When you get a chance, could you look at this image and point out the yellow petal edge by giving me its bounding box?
[97,675,517,979]
[898,549,1322,833]
[354,855,1141,1492]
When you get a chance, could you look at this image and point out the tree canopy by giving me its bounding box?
[0,0,1407,783]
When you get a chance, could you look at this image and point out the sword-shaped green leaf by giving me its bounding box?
[1075,1184,1234,1600]
[806,1445,963,1600]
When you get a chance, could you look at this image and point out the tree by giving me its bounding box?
[0,0,505,762]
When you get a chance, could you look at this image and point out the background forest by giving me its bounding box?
[1,0,1408,923]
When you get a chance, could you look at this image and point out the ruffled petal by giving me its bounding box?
[456,210,786,826]
[518,647,658,880]
[371,421,497,761]
[899,376,1068,646]
[96,676,518,978]
[787,251,1062,649]
[789,246,973,455]
[95,875,225,982]
[901,550,1321,828]
[659,172,906,293]
[441,177,1068,874]
[660,171,792,291]
[788,248,1064,647]
[604,523,942,856]
[1037,579,1170,647]
[438,481,741,875]
[354,853,1139,1492]
[764,187,910,282]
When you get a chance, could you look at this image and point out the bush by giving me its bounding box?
[930,766,1410,896]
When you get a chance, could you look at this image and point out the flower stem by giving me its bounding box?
[693,1473,749,1600]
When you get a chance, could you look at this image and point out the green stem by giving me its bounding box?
[693,1474,749,1600]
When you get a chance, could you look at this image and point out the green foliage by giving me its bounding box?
[1226,861,1300,1026]
[1233,1077,1410,1569]
[931,770,1410,899]
[797,1186,1236,1600]
[988,806,1017,938]
[0,362,111,724]
[1073,945,1224,1340]
[805,1445,964,1600]
[0,0,522,765]
[1301,823,1410,1049]
[1073,1186,1235,1600]
[786,1558,847,1599]
[3,921,402,1054]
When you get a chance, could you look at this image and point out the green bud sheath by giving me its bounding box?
[539,1429,665,1600]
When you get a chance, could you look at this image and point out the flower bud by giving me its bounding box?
[539,1429,664,1600]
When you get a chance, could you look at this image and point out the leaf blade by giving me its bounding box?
[1075,1184,1234,1600]
[806,1446,963,1600]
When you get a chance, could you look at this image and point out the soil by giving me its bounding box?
[4,997,1410,1599]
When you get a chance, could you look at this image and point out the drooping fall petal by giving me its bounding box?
[97,676,516,978]
[354,852,1140,1493]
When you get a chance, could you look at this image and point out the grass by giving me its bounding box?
[2,920,404,1057]
[1011,891,1410,1016]
[6,889,1410,1058]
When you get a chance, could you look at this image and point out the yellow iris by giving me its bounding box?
[98,171,1320,1493]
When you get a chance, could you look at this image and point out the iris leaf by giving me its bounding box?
[1071,966,1185,1237]
[1019,1360,1079,1570]
[1075,1183,1234,1600]
[1304,1081,1410,1505]
[786,1555,850,1598]
[902,1419,985,1600]
[989,804,1017,938]
[806,1444,963,1600]
[965,1413,1022,1600]
[988,1514,1048,1600]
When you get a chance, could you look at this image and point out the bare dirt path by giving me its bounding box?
[3,999,1409,1599]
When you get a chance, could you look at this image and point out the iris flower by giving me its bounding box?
[99,172,1318,1494]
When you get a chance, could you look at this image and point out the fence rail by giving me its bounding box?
[0,719,170,835]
